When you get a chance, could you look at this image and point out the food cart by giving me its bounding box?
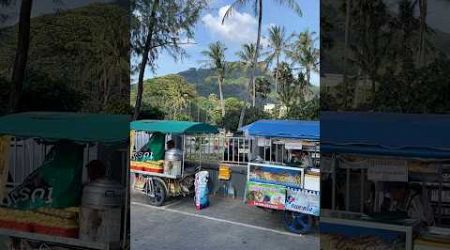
[0,112,129,250]
[321,111,450,250]
[241,120,320,234]
[130,120,218,206]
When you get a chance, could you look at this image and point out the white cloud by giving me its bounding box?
[202,5,268,46]
[179,37,196,48]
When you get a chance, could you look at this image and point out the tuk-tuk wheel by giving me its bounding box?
[146,179,166,206]
[283,211,313,234]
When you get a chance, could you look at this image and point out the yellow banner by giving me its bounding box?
[0,136,10,200]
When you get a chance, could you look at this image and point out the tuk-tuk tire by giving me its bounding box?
[283,211,313,234]
[146,178,166,206]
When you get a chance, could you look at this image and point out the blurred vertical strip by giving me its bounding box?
[321,0,450,249]
[0,0,130,249]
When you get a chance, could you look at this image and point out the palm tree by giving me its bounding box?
[265,25,288,92]
[236,43,257,73]
[236,43,267,99]
[201,41,227,118]
[287,30,319,98]
[274,62,296,115]
[222,0,302,107]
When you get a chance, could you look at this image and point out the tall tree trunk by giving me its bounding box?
[275,55,279,93]
[237,104,246,130]
[417,0,427,66]
[218,76,225,118]
[238,0,262,129]
[133,0,159,120]
[343,0,351,109]
[306,67,311,99]
[251,0,263,107]
[238,68,252,130]
[371,78,376,109]
[8,0,33,113]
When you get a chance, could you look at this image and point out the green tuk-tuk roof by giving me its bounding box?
[130,120,218,135]
[0,112,129,143]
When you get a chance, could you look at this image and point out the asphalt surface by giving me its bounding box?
[131,193,319,250]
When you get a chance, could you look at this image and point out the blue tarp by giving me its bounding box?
[240,120,319,140]
[321,112,450,158]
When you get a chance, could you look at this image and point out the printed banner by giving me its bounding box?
[248,163,303,188]
[4,142,83,209]
[285,188,320,216]
[246,182,286,210]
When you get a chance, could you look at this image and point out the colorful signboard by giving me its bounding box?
[248,163,303,188]
[246,182,286,210]
[285,187,320,216]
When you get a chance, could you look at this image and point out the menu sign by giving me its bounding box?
[304,173,320,191]
[285,142,303,150]
[246,182,286,210]
[248,164,303,188]
[367,159,408,182]
[285,188,320,216]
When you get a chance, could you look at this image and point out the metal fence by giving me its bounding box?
[185,135,251,165]
[133,132,320,167]
[185,136,319,166]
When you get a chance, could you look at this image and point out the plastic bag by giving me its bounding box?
[194,171,209,210]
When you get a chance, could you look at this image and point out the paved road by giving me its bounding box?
[131,195,319,250]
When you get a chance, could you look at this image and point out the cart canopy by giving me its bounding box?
[321,112,450,158]
[240,120,319,140]
[130,120,218,135]
[0,112,129,144]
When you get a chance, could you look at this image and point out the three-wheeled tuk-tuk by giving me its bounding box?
[0,112,129,250]
[130,120,218,206]
[241,120,320,234]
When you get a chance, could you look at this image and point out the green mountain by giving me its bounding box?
[131,61,320,108]
[177,62,267,101]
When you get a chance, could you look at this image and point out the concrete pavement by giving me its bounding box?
[131,194,319,250]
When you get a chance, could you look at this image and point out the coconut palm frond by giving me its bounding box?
[222,0,249,24]
[274,0,302,16]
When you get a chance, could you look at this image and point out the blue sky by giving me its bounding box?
[135,0,320,85]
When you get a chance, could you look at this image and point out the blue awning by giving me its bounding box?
[240,120,319,140]
[321,112,450,158]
